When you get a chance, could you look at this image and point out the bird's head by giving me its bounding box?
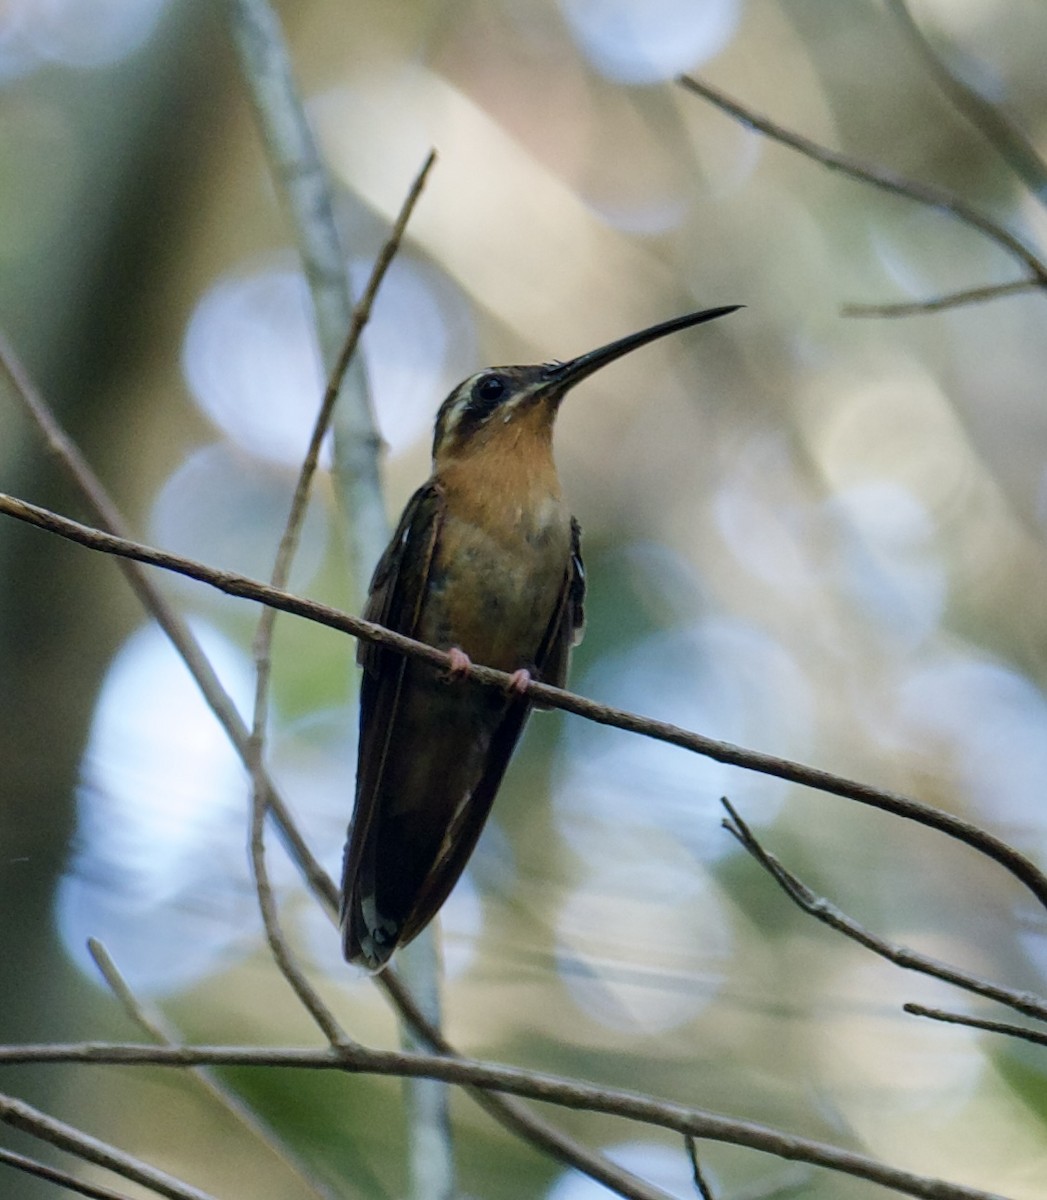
[430,305,741,469]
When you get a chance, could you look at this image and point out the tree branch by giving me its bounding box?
[4,489,1046,918]
[0,344,675,1200]
[0,1042,1010,1200]
[0,1091,219,1200]
[721,799,1047,1022]
[904,1004,1047,1048]
[677,75,1047,290]
[883,0,1047,208]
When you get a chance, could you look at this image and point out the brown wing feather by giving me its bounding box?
[341,482,444,964]
[343,504,585,970]
[397,518,585,947]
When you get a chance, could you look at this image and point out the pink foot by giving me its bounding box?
[506,668,533,696]
[445,646,473,679]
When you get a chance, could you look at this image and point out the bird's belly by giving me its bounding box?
[420,508,570,673]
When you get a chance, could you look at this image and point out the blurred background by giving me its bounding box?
[1,0,1047,1196]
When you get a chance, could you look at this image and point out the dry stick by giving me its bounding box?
[0,339,332,908]
[676,74,1047,317]
[87,940,342,1200]
[251,149,436,721]
[0,1043,1010,1200]
[684,1133,716,1200]
[223,0,387,592]
[841,279,1040,318]
[0,352,674,1200]
[720,799,1047,1023]
[5,490,1046,920]
[225,9,447,1193]
[884,0,1047,209]
[0,1146,137,1200]
[242,154,434,1051]
[243,147,435,1170]
[904,1005,1047,1048]
[0,1092,220,1200]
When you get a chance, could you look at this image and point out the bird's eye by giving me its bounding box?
[475,374,507,403]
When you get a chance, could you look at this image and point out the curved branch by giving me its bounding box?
[884,0,1047,208]
[677,75,1047,287]
[0,345,674,1200]
[0,1042,1009,1200]
[721,799,1047,1022]
[842,278,1040,317]
[3,489,1045,919]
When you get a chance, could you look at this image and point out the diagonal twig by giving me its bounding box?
[904,1004,1047,1047]
[884,0,1047,209]
[841,278,1040,317]
[0,347,674,1200]
[720,797,1047,1022]
[5,488,1047,923]
[87,939,342,1200]
[0,1041,1011,1200]
[0,1092,220,1200]
[677,75,1047,292]
[0,1145,137,1200]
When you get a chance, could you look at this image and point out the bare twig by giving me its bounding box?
[243,151,430,1047]
[0,350,672,1200]
[226,6,448,1187]
[884,0,1047,208]
[0,1042,1010,1200]
[251,149,436,730]
[677,75,1047,289]
[721,798,1047,1022]
[223,0,387,597]
[685,1133,716,1200]
[0,1146,137,1200]
[5,489,1047,920]
[841,278,1040,317]
[87,940,341,1200]
[904,1004,1047,1047]
[0,1092,220,1200]
[0,338,334,910]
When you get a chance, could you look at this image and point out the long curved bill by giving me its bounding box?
[544,305,742,392]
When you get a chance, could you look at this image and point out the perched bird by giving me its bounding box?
[341,305,740,970]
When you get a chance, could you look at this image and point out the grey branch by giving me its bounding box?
[721,799,1047,1022]
[0,1091,220,1200]
[3,488,1045,918]
[0,1042,1010,1200]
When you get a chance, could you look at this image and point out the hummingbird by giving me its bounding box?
[341,305,740,970]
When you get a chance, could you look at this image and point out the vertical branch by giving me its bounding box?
[222,4,454,1195]
[222,0,385,602]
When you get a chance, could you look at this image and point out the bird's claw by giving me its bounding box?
[445,647,473,680]
[506,668,533,696]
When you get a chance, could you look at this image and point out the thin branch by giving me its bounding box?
[251,149,436,731]
[904,1004,1047,1048]
[685,1134,716,1200]
[247,752,353,1046]
[223,0,386,603]
[884,0,1047,208]
[5,490,1047,921]
[0,1146,137,1200]
[244,152,432,1048]
[374,969,674,1200]
[0,336,334,912]
[721,798,1047,1022]
[841,278,1040,318]
[0,1042,1010,1200]
[676,75,1047,287]
[0,348,671,1200]
[225,7,448,1189]
[87,940,341,1200]
[0,1092,220,1200]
